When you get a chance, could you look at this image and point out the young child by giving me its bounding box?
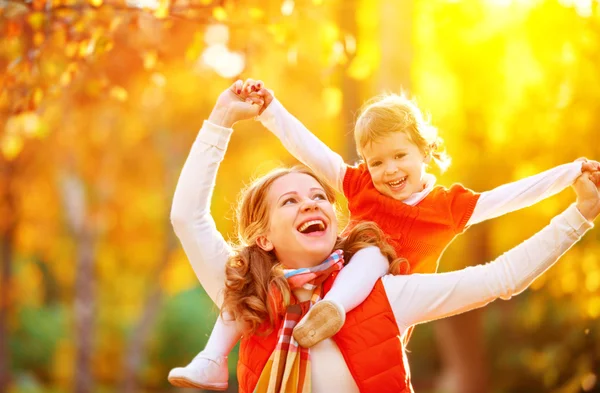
[168,79,600,390]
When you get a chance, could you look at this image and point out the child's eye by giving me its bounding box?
[395,153,406,160]
[369,161,381,167]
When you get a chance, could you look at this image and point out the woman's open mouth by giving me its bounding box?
[297,219,327,237]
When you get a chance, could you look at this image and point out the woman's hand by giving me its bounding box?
[208,80,265,128]
[240,78,274,115]
[574,171,600,222]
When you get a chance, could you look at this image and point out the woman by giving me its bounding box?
[168,82,600,393]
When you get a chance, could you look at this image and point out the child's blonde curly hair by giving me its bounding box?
[354,93,451,172]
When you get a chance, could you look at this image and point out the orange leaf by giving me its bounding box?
[5,21,22,37]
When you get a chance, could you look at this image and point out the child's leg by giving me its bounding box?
[203,312,241,356]
[292,247,389,348]
[168,312,242,391]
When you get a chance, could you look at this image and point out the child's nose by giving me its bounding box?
[385,163,398,175]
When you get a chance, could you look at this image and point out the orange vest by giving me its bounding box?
[343,163,480,274]
[237,275,413,393]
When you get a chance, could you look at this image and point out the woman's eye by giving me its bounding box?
[313,193,327,201]
[282,198,297,206]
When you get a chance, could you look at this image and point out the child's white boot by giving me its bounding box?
[168,352,228,391]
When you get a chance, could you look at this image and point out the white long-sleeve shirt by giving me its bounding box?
[257,98,584,226]
[170,120,593,393]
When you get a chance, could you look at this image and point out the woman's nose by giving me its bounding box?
[300,198,318,212]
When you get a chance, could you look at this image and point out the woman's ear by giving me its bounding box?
[256,235,274,251]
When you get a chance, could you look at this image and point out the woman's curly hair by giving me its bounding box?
[221,166,408,336]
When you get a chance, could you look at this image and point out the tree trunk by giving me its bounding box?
[433,225,491,393]
[122,230,175,393]
[339,0,360,161]
[122,131,178,393]
[61,173,96,393]
[0,160,15,393]
[73,228,95,393]
[377,0,412,92]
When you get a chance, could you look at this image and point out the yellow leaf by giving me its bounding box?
[585,271,600,293]
[322,22,339,44]
[52,339,75,386]
[60,71,72,86]
[33,87,44,107]
[345,34,356,55]
[109,86,128,102]
[27,12,44,30]
[20,112,42,137]
[160,249,199,296]
[322,87,342,118]
[143,51,157,70]
[89,0,102,6]
[1,134,24,160]
[213,7,227,21]
[281,0,294,16]
[347,54,373,80]
[65,41,78,58]
[154,0,170,19]
[587,296,600,318]
[78,39,95,57]
[248,7,264,20]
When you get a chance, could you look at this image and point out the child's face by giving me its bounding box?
[362,132,428,201]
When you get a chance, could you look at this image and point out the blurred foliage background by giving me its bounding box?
[1,0,599,392]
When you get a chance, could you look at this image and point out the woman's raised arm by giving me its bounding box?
[170,82,265,306]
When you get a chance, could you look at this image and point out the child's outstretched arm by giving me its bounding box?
[467,160,600,226]
[256,90,347,193]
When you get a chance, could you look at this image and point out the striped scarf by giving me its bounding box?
[253,250,344,393]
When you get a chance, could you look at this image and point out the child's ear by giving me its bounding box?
[256,235,274,251]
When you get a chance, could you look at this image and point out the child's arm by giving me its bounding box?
[383,201,594,334]
[257,97,347,193]
[467,161,594,226]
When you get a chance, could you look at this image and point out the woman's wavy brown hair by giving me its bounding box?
[221,166,408,336]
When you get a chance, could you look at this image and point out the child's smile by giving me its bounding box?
[362,132,428,201]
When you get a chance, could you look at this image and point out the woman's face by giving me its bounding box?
[259,172,338,269]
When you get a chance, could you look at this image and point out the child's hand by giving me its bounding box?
[575,157,600,173]
[573,170,600,222]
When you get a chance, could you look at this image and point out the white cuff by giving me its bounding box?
[563,203,594,234]
[198,120,234,151]
[257,97,284,125]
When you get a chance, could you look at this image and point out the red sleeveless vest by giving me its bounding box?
[237,275,413,393]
